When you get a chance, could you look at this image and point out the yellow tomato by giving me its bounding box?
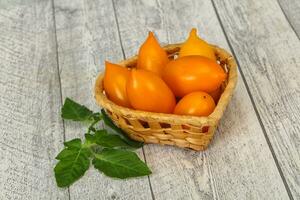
[162,56,227,97]
[174,92,216,117]
[103,61,131,107]
[179,28,216,61]
[127,69,176,113]
[137,32,169,76]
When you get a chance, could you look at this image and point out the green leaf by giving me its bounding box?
[54,139,91,187]
[56,148,80,160]
[101,109,143,148]
[61,98,93,121]
[84,133,95,143]
[94,130,133,149]
[92,149,151,179]
[64,138,82,148]
[84,131,132,149]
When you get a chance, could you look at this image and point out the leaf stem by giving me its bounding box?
[87,113,102,134]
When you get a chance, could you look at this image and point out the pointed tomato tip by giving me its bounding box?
[148,31,154,37]
[142,31,157,46]
[147,31,158,42]
[105,60,113,66]
[190,28,197,36]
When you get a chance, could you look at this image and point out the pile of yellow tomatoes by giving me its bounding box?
[103,28,227,117]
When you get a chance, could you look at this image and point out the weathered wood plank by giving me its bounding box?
[277,0,300,37]
[113,0,290,199]
[53,0,153,199]
[0,0,68,199]
[213,0,300,198]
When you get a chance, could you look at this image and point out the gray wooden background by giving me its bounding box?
[0,0,299,199]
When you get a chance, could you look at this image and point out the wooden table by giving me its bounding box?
[0,0,299,199]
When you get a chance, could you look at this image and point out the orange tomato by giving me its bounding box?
[179,28,216,61]
[209,87,222,103]
[162,56,227,97]
[174,92,216,117]
[103,61,131,107]
[127,69,176,113]
[137,32,169,76]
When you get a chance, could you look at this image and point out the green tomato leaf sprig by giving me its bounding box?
[54,98,150,188]
[54,139,91,187]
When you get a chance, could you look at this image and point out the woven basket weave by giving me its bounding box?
[94,43,237,151]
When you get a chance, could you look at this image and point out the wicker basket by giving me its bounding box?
[94,43,237,151]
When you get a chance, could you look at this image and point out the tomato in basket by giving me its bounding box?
[179,28,216,61]
[174,92,216,116]
[103,61,131,107]
[162,55,227,97]
[137,32,169,76]
[127,69,176,113]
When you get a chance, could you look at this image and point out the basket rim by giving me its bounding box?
[94,43,237,126]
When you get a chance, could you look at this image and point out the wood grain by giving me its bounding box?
[277,0,300,37]
[0,0,68,199]
[1,0,297,199]
[53,0,153,199]
[213,0,300,198]
[113,0,290,199]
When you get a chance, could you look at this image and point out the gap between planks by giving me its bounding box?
[210,0,294,198]
[50,0,70,199]
[111,0,156,199]
[276,0,300,40]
